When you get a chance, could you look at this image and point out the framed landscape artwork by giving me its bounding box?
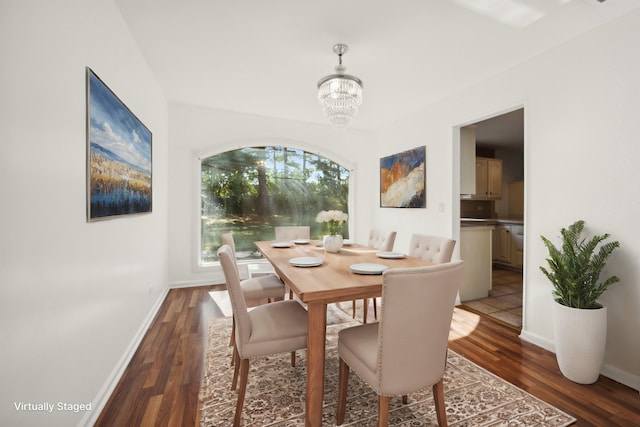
[380,146,426,208]
[86,67,152,221]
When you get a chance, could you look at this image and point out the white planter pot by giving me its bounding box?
[323,235,343,253]
[552,299,607,384]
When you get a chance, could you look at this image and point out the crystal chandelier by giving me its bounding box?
[317,44,363,127]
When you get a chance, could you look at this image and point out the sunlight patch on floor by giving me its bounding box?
[450,307,481,340]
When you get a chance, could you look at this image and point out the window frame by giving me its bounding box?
[195,141,356,270]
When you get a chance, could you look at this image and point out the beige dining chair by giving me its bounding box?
[221,233,286,351]
[218,245,308,427]
[274,226,310,241]
[352,229,397,323]
[273,226,311,298]
[336,261,464,427]
[408,233,456,264]
[221,232,284,301]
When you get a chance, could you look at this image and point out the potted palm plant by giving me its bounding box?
[540,220,620,384]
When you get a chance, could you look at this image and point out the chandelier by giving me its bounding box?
[317,44,363,127]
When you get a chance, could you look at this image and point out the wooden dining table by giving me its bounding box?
[254,240,434,427]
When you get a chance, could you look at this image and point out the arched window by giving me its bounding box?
[200,146,350,263]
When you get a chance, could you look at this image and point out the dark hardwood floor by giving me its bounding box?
[95,285,640,426]
[94,285,222,427]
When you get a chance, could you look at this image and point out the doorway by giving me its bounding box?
[458,107,525,329]
[464,267,523,329]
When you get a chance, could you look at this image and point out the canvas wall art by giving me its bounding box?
[380,146,426,208]
[86,67,152,221]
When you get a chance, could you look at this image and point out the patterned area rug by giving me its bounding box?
[199,304,576,426]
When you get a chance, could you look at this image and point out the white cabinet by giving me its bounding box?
[476,157,502,199]
[493,224,523,270]
[460,226,494,301]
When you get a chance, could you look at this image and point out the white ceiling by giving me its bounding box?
[115,0,639,132]
[475,108,525,150]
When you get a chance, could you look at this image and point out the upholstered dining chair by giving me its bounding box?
[336,261,464,427]
[221,233,286,351]
[218,245,308,427]
[273,226,311,298]
[221,232,284,302]
[274,225,310,241]
[407,233,456,264]
[352,229,397,323]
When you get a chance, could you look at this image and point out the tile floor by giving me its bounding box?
[462,267,523,329]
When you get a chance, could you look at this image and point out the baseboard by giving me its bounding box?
[601,363,640,393]
[79,287,170,427]
[519,329,555,352]
[171,278,224,288]
[170,262,276,289]
[520,329,640,392]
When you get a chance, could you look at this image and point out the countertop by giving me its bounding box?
[461,218,524,227]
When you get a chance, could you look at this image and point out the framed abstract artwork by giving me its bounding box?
[86,67,152,221]
[380,146,426,208]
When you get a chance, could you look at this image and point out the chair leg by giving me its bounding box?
[378,395,391,427]
[336,358,350,425]
[231,346,240,391]
[352,300,356,318]
[373,298,378,319]
[231,342,238,367]
[402,394,408,404]
[363,298,368,324]
[433,378,448,427]
[233,358,250,427]
[230,318,235,347]
[291,351,296,367]
[230,319,236,366]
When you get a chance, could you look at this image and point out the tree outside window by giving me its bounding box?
[200,146,350,263]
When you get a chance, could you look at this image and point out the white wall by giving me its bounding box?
[374,111,461,253]
[168,104,374,286]
[0,1,169,426]
[374,9,640,390]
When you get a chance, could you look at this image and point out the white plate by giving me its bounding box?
[349,263,388,275]
[376,251,406,259]
[289,257,324,267]
[292,239,309,244]
[271,242,293,248]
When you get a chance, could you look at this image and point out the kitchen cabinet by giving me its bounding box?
[460,226,493,301]
[460,126,477,195]
[476,157,502,199]
[493,225,511,263]
[493,224,523,270]
[510,225,524,269]
[508,180,524,219]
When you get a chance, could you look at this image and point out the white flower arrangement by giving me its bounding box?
[315,210,348,236]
